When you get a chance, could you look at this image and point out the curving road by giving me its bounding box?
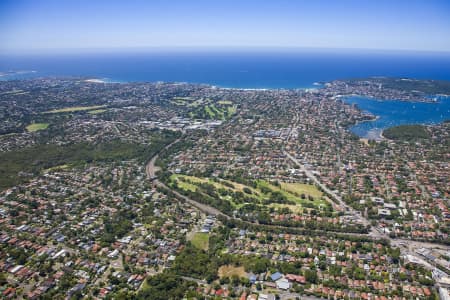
[146,138,227,217]
[145,139,450,274]
[145,144,387,239]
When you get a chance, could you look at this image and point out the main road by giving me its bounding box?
[145,142,378,238]
[146,138,227,217]
[146,138,449,274]
[283,150,450,274]
[283,151,372,228]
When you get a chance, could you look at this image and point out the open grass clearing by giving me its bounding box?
[44,105,106,114]
[171,97,207,108]
[175,179,198,192]
[257,180,328,208]
[26,123,49,132]
[227,105,237,115]
[217,100,233,105]
[218,179,262,197]
[218,265,247,278]
[188,99,206,107]
[170,175,329,211]
[190,232,209,250]
[269,203,303,213]
[190,102,236,120]
[280,182,323,199]
[204,105,216,118]
[171,174,208,185]
[173,96,196,101]
[171,174,262,200]
[43,164,71,173]
[209,104,224,119]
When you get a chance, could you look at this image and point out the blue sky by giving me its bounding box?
[1,0,450,53]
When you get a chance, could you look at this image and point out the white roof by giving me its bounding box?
[52,249,66,259]
[10,265,23,274]
[276,278,291,290]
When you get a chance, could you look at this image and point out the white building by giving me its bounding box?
[439,287,450,300]
[275,278,291,290]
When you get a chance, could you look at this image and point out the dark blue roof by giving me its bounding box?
[270,272,282,281]
[248,273,257,283]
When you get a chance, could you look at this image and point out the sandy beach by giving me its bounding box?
[84,78,106,83]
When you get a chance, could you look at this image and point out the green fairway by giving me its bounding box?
[227,105,237,115]
[26,123,49,132]
[171,96,205,107]
[217,100,233,105]
[280,182,324,199]
[187,99,237,120]
[171,96,237,120]
[204,105,216,118]
[43,164,71,173]
[175,178,198,192]
[169,174,260,207]
[169,174,328,211]
[258,180,328,207]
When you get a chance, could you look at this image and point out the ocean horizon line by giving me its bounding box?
[2,46,450,56]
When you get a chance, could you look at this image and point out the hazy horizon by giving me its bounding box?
[2,46,450,57]
[1,0,450,54]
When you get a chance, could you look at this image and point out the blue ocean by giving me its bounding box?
[2,50,450,88]
[1,49,450,136]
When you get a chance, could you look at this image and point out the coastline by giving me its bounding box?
[2,75,449,140]
[343,94,450,139]
[379,129,387,140]
[342,93,438,104]
[353,115,380,126]
[84,78,106,83]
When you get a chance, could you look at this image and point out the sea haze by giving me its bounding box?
[1,49,450,88]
